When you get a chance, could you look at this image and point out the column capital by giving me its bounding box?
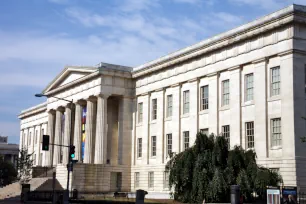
[95,93,111,99]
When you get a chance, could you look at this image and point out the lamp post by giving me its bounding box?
[35,93,74,203]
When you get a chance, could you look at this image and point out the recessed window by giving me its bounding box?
[183,90,190,114]
[271,67,280,96]
[151,136,156,157]
[183,131,189,150]
[246,122,254,149]
[137,138,142,158]
[200,128,209,136]
[222,80,230,106]
[271,118,281,147]
[138,103,143,123]
[135,172,140,188]
[164,171,169,189]
[200,85,209,110]
[152,99,157,120]
[148,172,154,188]
[167,95,173,117]
[222,125,230,149]
[245,73,254,101]
[166,134,172,157]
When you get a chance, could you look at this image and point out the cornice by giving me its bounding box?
[132,5,305,78]
[19,103,47,119]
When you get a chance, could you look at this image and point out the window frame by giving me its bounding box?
[183,90,190,114]
[167,95,173,117]
[271,66,281,96]
[137,138,142,158]
[271,118,281,147]
[152,99,157,120]
[138,102,143,123]
[222,125,230,149]
[164,171,169,189]
[200,85,209,110]
[151,136,156,157]
[183,131,190,150]
[245,73,254,102]
[135,172,140,188]
[166,134,172,157]
[245,122,254,149]
[148,172,154,188]
[222,80,230,106]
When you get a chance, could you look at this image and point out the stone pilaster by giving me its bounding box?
[53,109,63,165]
[46,111,55,166]
[73,103,82,161]
[84,99,97,164]
[62,106,72,164]
[94,95,109,164]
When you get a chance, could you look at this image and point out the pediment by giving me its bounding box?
[43,66,97,93]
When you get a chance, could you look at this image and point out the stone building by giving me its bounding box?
[0,136,19,168]
[19,4,306,198]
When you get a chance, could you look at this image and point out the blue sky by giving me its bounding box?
[0,0,304,144]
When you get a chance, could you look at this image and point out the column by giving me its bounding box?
[46,110,55,166]
[73,103,82,161]
[94,95,108,164]
[19,130,23,150]
[208,73,219,135]
[84,99,96,164]
[62,106,72,164]
[53,109,63,165]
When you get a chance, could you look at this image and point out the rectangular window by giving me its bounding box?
[200,128,209,136]
[200,85,209,110]
[222,125,230,148]
[271,67,280,96]
[183,90,190,114]
[35,130,38,144]
[151,136,156,157]
[138,103,143,123]
[166,134,172,157]
[167,95,173,117]
[245,73,254,101]
[148,172,154,188]
[183,131,189,150]
[152,99,157,120]
[222,80,230,106]
[246,122,254,149]
[164,171,169,189]
[137,138,142,158]
[271,118,281,147]
[135,172,140,188]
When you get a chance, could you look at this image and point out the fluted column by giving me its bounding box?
[73,103,82,161]
[53,109,63,166]
[94,95,109,164]
[84,99,96,163]
[62,106,71,164]
[46,110,55,166]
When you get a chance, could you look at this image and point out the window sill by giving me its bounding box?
[246,147,255,151]
[150,156,157,159]
[199,109,209,115]
[165,117,172,121]
[136,123,143,127]
[181,113,190,118]
[268,95,281,102]
[150,120,157,124]
[242,100,254,107]
[137,157,142,160]
[219,105,230,111]
[270,146,282,150]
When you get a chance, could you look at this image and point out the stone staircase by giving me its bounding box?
[0,177,64,200]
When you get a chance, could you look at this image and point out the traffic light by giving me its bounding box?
[69,145,75,159]
[42,135,49,151]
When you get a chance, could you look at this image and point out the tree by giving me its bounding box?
[0,156,17,187]
[166,133,282,203]
[17,148,34,184]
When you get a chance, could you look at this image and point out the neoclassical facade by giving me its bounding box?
[19,5,306,197]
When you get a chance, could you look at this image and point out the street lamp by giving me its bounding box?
[35,93,74,202]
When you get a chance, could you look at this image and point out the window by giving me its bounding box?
[167,95,173,117]
[148,172,154,188]
[164,171,169,189]
[222,80,230,106]
[183,90,190,114]
[271,67,280,96]
[166,134,172,157]
[29,132,32,146]
[271,118,281,147]
[151,136,156,157]
[138,103,143,123]
[222,125,230,148]
[200,128,209,136]
[201,85,209,110]
[183,131,189,150]
[35,130,38,144]
[135,172,140,188]
[137,138,142,158]
[245,74,254,101]
[152,99,157,120]
[246,122,254,149]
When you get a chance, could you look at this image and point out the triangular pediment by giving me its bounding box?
[43,66,98,93]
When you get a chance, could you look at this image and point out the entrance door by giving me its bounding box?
[110,172,122,191]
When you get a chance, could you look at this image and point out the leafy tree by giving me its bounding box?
[166,133,282,203]
[0,156,17,187]
[17,148,34,184]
